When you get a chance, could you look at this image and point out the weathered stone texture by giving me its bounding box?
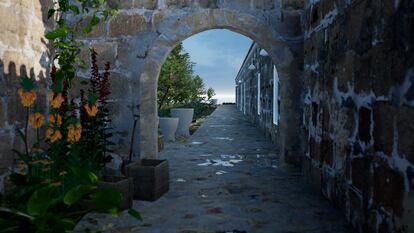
[304,0,414,232]
[373,102,395,156]
[109,13,146,37]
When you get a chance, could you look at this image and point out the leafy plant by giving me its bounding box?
[78,48,114,171]
[158,43,206,110]
[0,1,142,232]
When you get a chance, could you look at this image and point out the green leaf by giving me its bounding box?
[20,76,36,90]
[80,80,89,85]
[16,128,26,143]
[0,207,34,220]
[103,10,109,20]
[27,185,55,216]
[45,27,68,40]
[87,92,98,104]
[69,5,80,14]
[51,77,64,93]
[82,25,92,34]
[64,184,95,206]
[91,188,122,216]
[69,166,98,185]
[128,208,142,221]
[90,14,100,26]
[12,149,29,163]
[47,9,55,19]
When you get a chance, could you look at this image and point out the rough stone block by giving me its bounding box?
[254,0,275,9]
[109,13,146,37]
[358,107,371,144]
[196,0,218,8]
[310,164,322,188]
[373,163,404,217]
[0,133,14,173]
[309,137,320,161]
[134,0,157,9]
[397,106,414,164]
[354,53,372,93]
[0,98,6,127]
[80,15,107,38]
[351,157,369,192]
[7,91,26,124]
[281,0,304,9]
[321,136,333,166]
[90,42,117,68]
[165,0,191,7]
[373,101,395,156]
[107,0,134,9]
[220,0,251,11]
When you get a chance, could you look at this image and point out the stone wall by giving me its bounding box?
[0,0,304,178]
[77,0,304,163]
[0,0,51,188]
[236,42,280,144]
[302,0,414,232]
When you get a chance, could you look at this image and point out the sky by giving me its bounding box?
[182,29,252,103]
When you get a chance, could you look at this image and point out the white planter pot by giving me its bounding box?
[159,117,179,142]
[171,108,194,137]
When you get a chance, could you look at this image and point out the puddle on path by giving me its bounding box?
[190,141,204,145]
[212,137,234,141]
[197,158,243,167]
[215,170,228,175]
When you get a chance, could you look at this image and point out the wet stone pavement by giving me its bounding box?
[76,105,352,233]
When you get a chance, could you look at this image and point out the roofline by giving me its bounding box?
[235,41,256,82]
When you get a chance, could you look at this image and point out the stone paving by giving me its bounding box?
[76,105,352,233]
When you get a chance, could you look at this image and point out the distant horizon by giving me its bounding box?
[182,29,252,104]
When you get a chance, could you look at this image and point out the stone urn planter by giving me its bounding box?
[171,108,194,137]
[125,159,169,201]
[159,117,179,142]
[81,176,134,211]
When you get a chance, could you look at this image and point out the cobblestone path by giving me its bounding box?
[77,105,351,233]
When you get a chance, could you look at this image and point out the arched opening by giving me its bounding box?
[138,9,303,165]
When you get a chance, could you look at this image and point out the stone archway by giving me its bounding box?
[139,8,303,165]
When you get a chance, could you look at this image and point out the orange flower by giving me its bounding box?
[48,92,64,109]
[67,123,82,143]
[28,112,45,128]
[18,88,37,107]
[84,104,99,117]
[46,127,62,142]
[48,114,62,125]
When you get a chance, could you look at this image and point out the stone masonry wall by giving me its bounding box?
[0,0,51,190]
[78,0,304,162]
[0,0,304,180]
[236,43,280,144]
[302,0,414,232]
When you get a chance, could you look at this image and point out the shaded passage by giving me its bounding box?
[77,105,351,233]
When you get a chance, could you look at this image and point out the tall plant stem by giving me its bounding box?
[25,107,29,156]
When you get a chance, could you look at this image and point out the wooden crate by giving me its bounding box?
[126,159,169,201]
